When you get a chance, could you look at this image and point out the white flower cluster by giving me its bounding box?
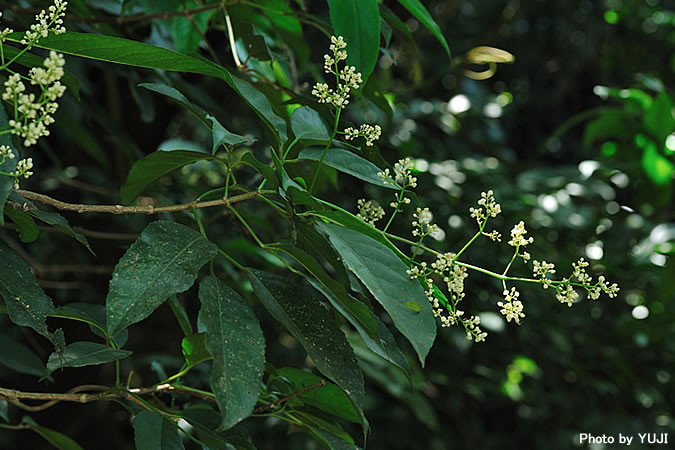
[508,221,534,248]
[378,157,418,189]
[0,144,15,162]
[465,315,488,343]
[344,123,382,146]
[532,260,556,289]
[356,198,385,226]
[412,207,440,238]
[312,36,361,108]
[21,0,68,46]
[469,190,502,225]
[2,52,67,146]
[498,287,525,324]
[555,281,579,307]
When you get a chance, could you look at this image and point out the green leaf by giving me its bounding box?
[57,303,127,348]
[139,83,251,153]
[0,333,46,377]
[133,410,184,450]
[642,143,674,185]
[9,192,93,254]
[401,300,423,312]
[291,106,330,141]
[298,148,396,189]
[171,1,216,54]
[1,45,81,100]
[4,208,39,243]
[28,423,84,450]
[397,0,452,59]
[326,0,381,85]
[105,221,217,336]
[0,105,17,225]
[120,150,218,204]
[181,332,213,367]
[241,151,279,190]
[5,31,287,148]
[249,270,366,408]
[317,223,436,365]
[293,411,355,449]
[309,209,408,260]
[644,92,674,146]
[46,341,132,374]
[277,368,361,423]
[0,400,7,422]
[198,276,265,431]
[180,408,257,449]
[0,240,65,351]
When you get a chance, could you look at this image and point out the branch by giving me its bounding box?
[11,190,260,215]
[252,380,325,414]
[0,383,215,413]
[1,2,231,25]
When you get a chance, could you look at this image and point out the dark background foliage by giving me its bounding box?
[0,0,673,449]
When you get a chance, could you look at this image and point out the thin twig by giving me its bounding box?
[1,2,230,25]
[11,189,259,215]
[252,380,326,414]
[0,383,215,413]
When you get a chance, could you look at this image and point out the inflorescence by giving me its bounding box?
[0,1,69,189]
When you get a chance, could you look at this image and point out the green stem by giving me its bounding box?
[452,219,487,264]
[309,107,341,193]
[228,205,265,247]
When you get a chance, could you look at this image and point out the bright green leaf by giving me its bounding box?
[198,276,265,430]
[249,269,366,409]
[0,241,65,352]
[9,192,93,253]
[644,92,674,146]
[0,333,46,377]
[326,0,381,85]
[4,208,39,243]
[401,300,423,312]
[120,150,218,204]
[28,423,84,450]
[291,106,330,141]
[181,332,213,367]
[46,341,132,374]
[641,143,674,185]
[106,221,217,336]
[133,410,184,450]
[317,223,436,365]
[397,0,452,59]
[277,367,361,423]
[299,148,396,189]
[171,1,215,54]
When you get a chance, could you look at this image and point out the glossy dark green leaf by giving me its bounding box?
[0,105,17,225]
[9,192,93,254]
[0,400,7,422]
[644,92,674,145]
[0,333,46,377]
[291,106,330,141]
[0,240,65,351]
[4,208,39,243]
[397,0,452,59]
[293,411,355,449]
[299,148,395,189]
[317,223,436,365]
[326,0,381,85]
[180,408,257,450]
[46,341,132,374]
[106,221,217,336]
[5,31,287,148]
[198,276,265,430]
[277,368,360,423]
[249,269,365,408]
[133,410,184,450]
[120,150,217,204]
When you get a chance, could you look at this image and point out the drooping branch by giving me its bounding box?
[10,189,260,215]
